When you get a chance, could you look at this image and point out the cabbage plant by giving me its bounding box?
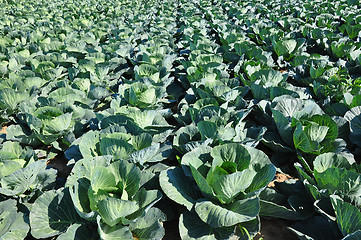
[160,143,276,239]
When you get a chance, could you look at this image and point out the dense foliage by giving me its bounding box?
[1,0,361,239]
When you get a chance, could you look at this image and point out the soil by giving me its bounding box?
[255,218,297,240]
[268,172,297,188]
[163,218,180,239]
[46,154,71,178]
[0,126,7,135]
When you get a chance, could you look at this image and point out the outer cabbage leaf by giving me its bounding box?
[331,195,361,237]
[0,199,29,240]
[159,167,203,211]
[179,210,235,240]
[194,197,260,228]
[129,207,166,240]
[0,160,50,196]
[30,188,85,239]
[344,107,361,148]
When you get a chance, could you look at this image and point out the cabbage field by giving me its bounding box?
[1,0,361,239]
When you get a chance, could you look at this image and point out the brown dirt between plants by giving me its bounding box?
[0,126,7,135]
[268,172,296,188]
[46,155,71,178]
[254,218,297,240]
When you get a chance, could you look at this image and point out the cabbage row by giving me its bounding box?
[0,0,361,239]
